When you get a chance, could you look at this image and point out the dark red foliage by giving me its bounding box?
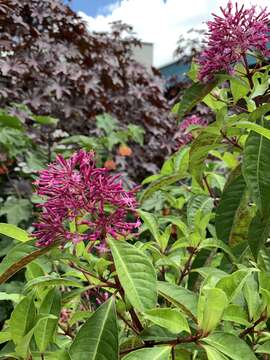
[0,0,176,179]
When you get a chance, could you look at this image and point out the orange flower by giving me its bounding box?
[118,145,132,157]
[104,159,117,170]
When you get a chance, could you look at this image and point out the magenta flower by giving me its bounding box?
[33,150,140,247]
[198,1,270,81]
[177,115,207,146]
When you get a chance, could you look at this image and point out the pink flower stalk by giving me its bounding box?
[178,115,207,146]
[198,1,270,81]
[33,150,140,247]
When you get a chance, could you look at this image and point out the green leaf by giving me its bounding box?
[256,340,270,354]
[0,112,23,129]
[34,288,61,352]
[230,76,249,104]
[248,211,270,260]
[173,147,190,174]
[32,115,59,126]
[203,345,229,360]
[15,314,57,359]
[144,308,190,334]
[198,288,228,335]
[187,195,214,228]
[159,216,188,237]
[157,281,198,321]
[140,325,175,342]
[9,294,36,345]
[243,117,270,214]
[236,121,270,140]
[0,223,29,242]
[0,292,22,303]
[248,103,270,123]
[0,197,32,225]
[0,240,56,284]
[0,342,17,359]
[202,332,257,360]
[222,304,250,326]
[96,114,118,134]
[243,274,261,321]
[127,124,145,145]
[216,269,253,301]
[140,173,184,202]
[158,225,172,252]
[189,131,222,186]
[25,275,83,291]
[69,311,93,326]
[108,238,157,312]
[122,346,171,360]
[69,298,118,360]
[0,330,11,345]
[138,210,160,243]
[45,349,72,360]
[199,239,235,262]
[215,174,246,243]
[177,80,219,120]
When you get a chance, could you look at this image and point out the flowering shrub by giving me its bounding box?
[198,1,270,81]
[33,150,139,247]
[1,1,270,360]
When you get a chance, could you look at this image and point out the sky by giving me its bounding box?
[69,0,270,67]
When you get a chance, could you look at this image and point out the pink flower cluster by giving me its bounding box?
[33,150,140,247]
[178,115,207,146]
[198,1,270,81]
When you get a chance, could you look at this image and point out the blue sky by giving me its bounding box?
[68,0,116,16]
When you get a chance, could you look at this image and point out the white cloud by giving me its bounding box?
[79,0,270,67]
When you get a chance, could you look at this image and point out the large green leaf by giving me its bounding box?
[243,117,270,214]
[69,298,118,360]
[198,289,228,335]
[157,281,198,321]
[177,80,219,120]
[202,332,257,360]
[122,346,171,360]
[109,238,157,312]
[34,288,61,352]
[0,240,56,284]
[0,223,29,242]
[9,294,36,345]
[215,174,246,244]
[144,308,190,334]
[248,211,270,260]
